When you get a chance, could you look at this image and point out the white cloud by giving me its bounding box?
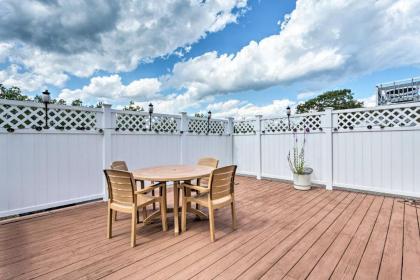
[0,64,67,92]
[359,94,377,107]
[167,0,420,103]
[208,99,295,119]
[58,75,161,103]
[297,91,318,100]
[0,0,248,91]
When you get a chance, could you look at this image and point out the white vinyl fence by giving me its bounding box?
[1,99,419,217]
[233,103,420,198]
[0,100,232,217]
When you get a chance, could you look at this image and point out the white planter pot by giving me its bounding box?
[293,173,312,190]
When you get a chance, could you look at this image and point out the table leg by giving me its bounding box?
[184,180,192,211]
[173,181,180,236]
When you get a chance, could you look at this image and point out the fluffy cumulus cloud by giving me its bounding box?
[164,0,420,110]
[0,0,247,91]
[359,94,377,107]
[2,0,420,115]
[59,75,161,103]
[205,98,295,118]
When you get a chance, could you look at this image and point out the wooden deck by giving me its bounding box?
[0,176,419,279]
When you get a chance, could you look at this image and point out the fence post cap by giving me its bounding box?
[102,104,112,109]
[255,115,263,118]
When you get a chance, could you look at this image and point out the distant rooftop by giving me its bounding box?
[377,77,420,105]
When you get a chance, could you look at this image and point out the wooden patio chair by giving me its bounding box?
[181,165,237,242]
[110,160,158,220]
[194,157,219,210]
[104,169,168,247]
[197,157,219,186]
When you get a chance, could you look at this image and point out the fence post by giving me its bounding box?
[255,115,263,180]
[179,112,188,164]
[323,107,334,190]
[227,117,235,165]
[101,104,113,200]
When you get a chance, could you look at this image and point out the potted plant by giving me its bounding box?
[287,132,313,190]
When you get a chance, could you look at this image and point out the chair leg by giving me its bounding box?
[137,209,140,224]
[160,198,168,231]
[195,190,200,210]
[181,192,188,232]
[142,207,148,222]
[231,199,237,230]
[152,189,156,210]
[113,211,117,221]
[131,208,137,248]
[107,208,113,239]
[208,204,215,242]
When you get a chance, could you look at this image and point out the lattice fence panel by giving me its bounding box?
[337,106,420,130]
[234,120,256,134]
[262,114,322,133]
[116,113,147,132]
[48,108,97,130]
[116,112,179,133]
[0,103,97,130]
[0,104,44,129]
[188,118,226,134]
[151,115,179,133]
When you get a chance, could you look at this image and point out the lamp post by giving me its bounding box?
[207,110,212,134]
[148,103,154,131]
[42,90,51,129]
[286,106,291,130]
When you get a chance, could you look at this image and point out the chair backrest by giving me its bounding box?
[208,165,237,200]
[110,161,129,171]
[197,157,219,169]
[103,169,135,205]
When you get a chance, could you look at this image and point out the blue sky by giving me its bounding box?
[1,0,420,117]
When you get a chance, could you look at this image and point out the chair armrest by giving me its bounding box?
[181,182,209,193]
[135,182,165,195]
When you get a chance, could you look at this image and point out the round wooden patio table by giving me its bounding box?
[132,164,213,235]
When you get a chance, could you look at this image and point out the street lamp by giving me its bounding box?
[207,110,212,134]
[42,90,51,129]
[148,103,154,131]
[286,106,291,130]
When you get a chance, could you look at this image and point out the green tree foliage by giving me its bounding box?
[296,89,363,114]
[71,99,83,106]
[0,84,29,101]
[123,101,144,111]
[33,95,67,105]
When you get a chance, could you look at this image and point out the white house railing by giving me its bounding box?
[1,99,420,218]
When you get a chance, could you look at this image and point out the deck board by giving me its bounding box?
[0,177,418,280]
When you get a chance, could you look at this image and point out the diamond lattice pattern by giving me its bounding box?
[0,104,97,130]
[263,115,321,133]
[337,107,420,130]
[116,112,179,133]
[234,120,256,134]
[188,119,226,134]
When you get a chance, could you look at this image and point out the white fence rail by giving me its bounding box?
[1,100,419,217]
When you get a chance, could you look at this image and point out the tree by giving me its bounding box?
[123,101,144,111]
[296,89,363,114]
[54,99,67,105]
[0,84,29,101]
[71,99,83,106]
[33,95,67,105]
